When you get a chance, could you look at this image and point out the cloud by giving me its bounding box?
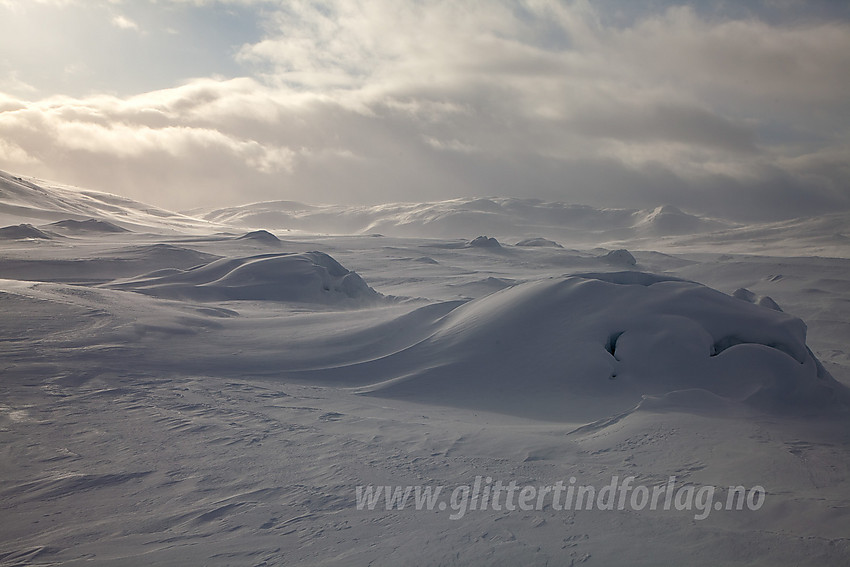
[0,0,848,219]
[610,6,850,106]
[111,14,139,31]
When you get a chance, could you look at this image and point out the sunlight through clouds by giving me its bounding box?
[0,0,848,217]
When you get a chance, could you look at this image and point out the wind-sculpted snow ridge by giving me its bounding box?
[290,271,849,421]
[0,170,221,233]
[104,251,382,305]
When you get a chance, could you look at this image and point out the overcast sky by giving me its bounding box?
[0,0,848,219]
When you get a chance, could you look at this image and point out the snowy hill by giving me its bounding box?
[196,195,850,257]
[196,197,733,242]
[0,170,219,233]
[2,169,849,257]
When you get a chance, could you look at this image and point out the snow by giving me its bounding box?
[347,272,845,420]
[601,248,637,265]
[0,223,54,240]
[635,204,727,236]
[236,229,282,245]
[515,237,563,248]
[196,196,736,244]
[105,251,381,304]
[194,194,850,258]
[0,170,222,233]
[48,218,129,233]
[2,170,850,565]
[467,235,502,248]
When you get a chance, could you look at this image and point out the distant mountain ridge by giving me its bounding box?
[195,197,733,242]
[2,169,849,256]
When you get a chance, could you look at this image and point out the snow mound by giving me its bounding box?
[636,205,725,236]
[733,287,783,311]
[0,223,54,240]
[467,236,502,248]
[601,248,637,266]
[237,229,281,245]
[105,244,219,266]
[449,276,516,298]
[515,237,563,248]
[105,251,382,305]
[47,219,129,233]
[342,272,848,420]
[47,218,127,233]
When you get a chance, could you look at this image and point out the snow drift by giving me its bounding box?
[0,223,54,240]
[236,229,282,245]
[105,251,381,305]
[515,237,563,247]
[289,272,848,420]
[48,218,129,233]
[0,243,222,285]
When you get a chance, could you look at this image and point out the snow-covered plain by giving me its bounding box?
[2,169,850,565]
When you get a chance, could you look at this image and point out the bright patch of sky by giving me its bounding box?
[0,1,262,96]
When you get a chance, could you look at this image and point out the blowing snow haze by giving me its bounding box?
[0,0,849,220]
